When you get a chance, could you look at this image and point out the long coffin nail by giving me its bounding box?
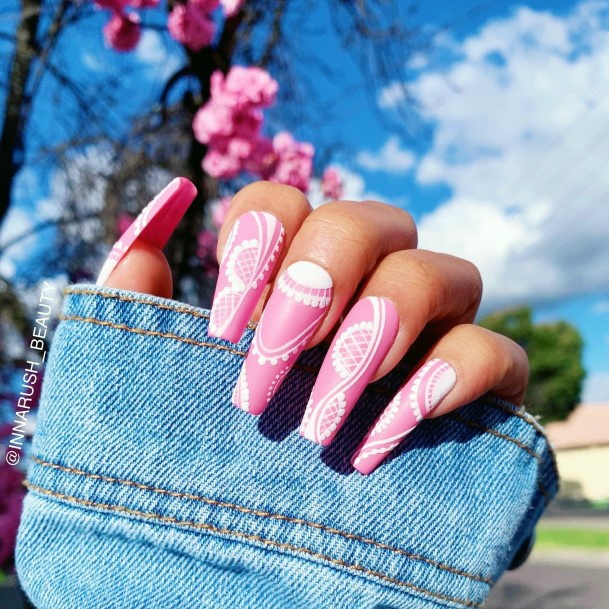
[351,358,457,475]
[299,296,399,446]
[208,211,284,343]
[96,177,197,286]
[233,260,333,415]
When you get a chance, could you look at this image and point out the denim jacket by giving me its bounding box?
[16,284,559,608]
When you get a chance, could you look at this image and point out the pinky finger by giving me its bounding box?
[351,324,529,475]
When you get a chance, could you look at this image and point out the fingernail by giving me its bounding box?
[299,296,399,445]
[208,211,284,343]
[96,177,197,286]
[351,358,457,475]
[233,261,333,415]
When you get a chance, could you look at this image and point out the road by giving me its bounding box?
[485,554,609,609]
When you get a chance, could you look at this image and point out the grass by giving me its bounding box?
[536,526,609,550]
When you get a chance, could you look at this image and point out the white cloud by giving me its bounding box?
[383,1,609,310]
[378,82,408,109]
[356,136,416,173]
[594,300,609,314]
[307,165,388,208]
[0,207,35,279]
[582,370,609,402]
[134,30,181,80]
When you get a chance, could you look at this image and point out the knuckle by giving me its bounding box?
[392,206,418,245]
[461,258,483,305]
[362,201,418,247]
[308,202,373,243]
[461,325,507,364]
[233,181,311,214]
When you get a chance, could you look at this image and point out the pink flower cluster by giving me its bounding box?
[168,0,217,51]
[0,440,25,566]
[321,167,343,200]
[193,66,315,191]
[95,0,246,53]
[95,0,158,52]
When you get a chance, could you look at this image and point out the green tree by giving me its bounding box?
[479,306,585,422]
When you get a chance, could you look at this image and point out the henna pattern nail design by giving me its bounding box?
[300,297,399,445]
[351,358,457,475]
[233,260,333,415]
[209,211,284,343]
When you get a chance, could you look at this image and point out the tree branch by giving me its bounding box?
[0,0,41,227]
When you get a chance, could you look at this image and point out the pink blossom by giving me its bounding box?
[94,0,130,11]
[197,229,219,275]
[243,137,276,178]
[269,132,314,192]
[103,11,141,52]
[220,0,245,17]
[129,0,159,7]
[0,458,24,565]
[322,167,343,200]
[117,214,134,235]
[203,148,242,179]
[193,103,235,143]
[211,196,232,229]
[211,67,278,109]
[190,0,221,11]
[168,4,215,52]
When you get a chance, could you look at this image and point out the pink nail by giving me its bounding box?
[233,261,333,415]
[96,177,197,286]
[351,358,457,475]
[300,297,399,446]
[208,211,284,343]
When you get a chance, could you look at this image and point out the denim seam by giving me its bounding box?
[64,286,246,325]
[59,289,561,436]
[449,413,551,500]
[23,480,482,608]
[57,314,324,374]
[55,313,556,498]
[483,398,560,480]
[28,455,492,585]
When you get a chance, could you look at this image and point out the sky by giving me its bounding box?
[1,0,608,403]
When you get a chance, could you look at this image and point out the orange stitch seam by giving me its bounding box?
[56,313,353,379]
[448,413,552,501]
[55,314,551,458]
[64,286,262,331]
[29,455,492,584]
[60,287,558,452]
[478,398,559,481]
[23,480,482,608]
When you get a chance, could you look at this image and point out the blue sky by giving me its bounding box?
[1,0,608,402]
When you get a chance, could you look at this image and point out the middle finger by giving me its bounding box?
[232,199,417,415]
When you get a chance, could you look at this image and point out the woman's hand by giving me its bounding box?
[99,180,529,474]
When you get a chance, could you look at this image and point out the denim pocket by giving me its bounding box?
[16,284,559,609]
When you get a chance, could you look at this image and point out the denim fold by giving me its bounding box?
[16,284,559,609]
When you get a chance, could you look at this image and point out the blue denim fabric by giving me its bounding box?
[16,284,559,609]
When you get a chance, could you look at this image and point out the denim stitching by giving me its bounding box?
[64,286,248,325]
[57,314,325,375]
[56,312,553,458]
[57,313,554,501]
[448,413,551,500]
[29,455,492,585]
[24,480,482,608]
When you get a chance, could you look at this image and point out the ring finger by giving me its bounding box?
[229,197,417,415]
[299,249,483,445]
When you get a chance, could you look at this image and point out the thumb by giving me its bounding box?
[102,241,173,299]
[95,177,197,299]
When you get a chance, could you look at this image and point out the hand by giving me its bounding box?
[99,180,529,474]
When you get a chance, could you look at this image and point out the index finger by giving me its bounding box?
[208,181,312,341]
